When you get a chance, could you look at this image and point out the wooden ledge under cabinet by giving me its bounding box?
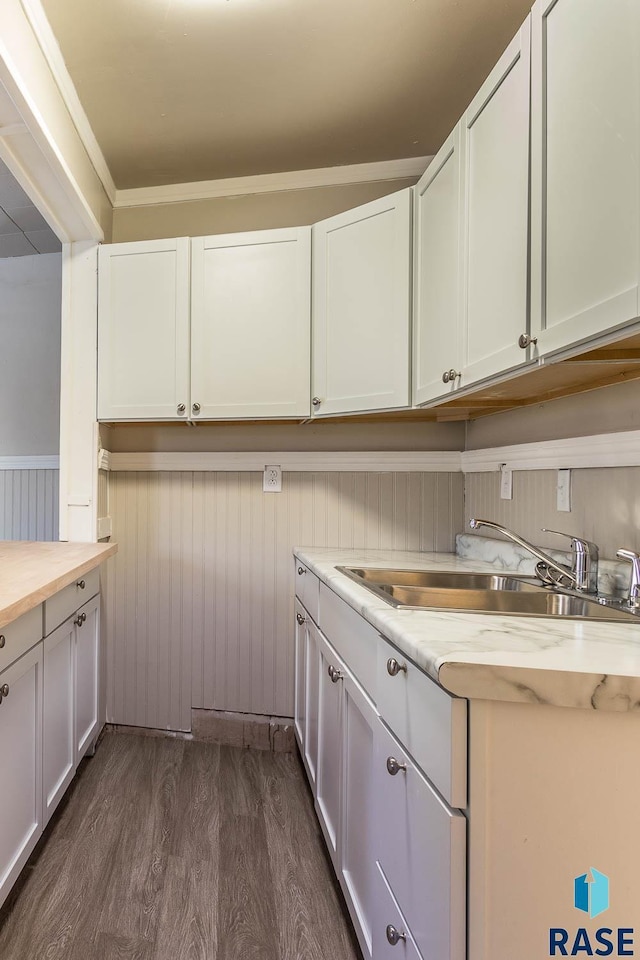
[0,541,117,630]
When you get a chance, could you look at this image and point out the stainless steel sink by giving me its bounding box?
[338,567,541,592]
[337,566,639,623]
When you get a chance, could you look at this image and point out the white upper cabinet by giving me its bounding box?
[413,126,465,406]
[98,238,190,420]
[463,17,532,385]
[190,229,311,419]
[312,189,412,416]
[531,0,640,356]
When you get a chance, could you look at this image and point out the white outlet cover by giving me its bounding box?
[500,466,513,500]
[263,464,282,493]
[557,469,571,512]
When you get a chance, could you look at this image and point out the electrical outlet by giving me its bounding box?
[500,465,513,500]
[263,464,282,493]
[557,469,571,512]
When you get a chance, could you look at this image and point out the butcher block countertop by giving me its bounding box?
[0,541,117,629]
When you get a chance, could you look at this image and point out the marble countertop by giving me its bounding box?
[294,544,640,711]
[0,540,117,629]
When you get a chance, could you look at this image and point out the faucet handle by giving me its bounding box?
[616,549,640,608]
[541,529,599,557]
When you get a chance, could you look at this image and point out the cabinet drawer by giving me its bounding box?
[319,583,377,699]
[293,559,320,624]
[44,568,100,637]
[0,605,43,675]
[375,719,466,960]
[373,864,423,960]
[377,634,467,808]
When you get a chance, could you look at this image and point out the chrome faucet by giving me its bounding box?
[616,549,640,609]
[469,518,599,594]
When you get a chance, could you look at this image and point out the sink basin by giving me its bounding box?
[338,567,541,592]
[338,566,639,623]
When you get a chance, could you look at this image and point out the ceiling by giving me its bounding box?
[40,0,533,190]
[0,160,61,257]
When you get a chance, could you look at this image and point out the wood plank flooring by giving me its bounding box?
[0,733,362,960]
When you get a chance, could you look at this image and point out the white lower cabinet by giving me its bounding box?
[0,643,43,909]
[375,719,466,960]
[294,565,465,960]
[75,595,100,764]
[43,618,75,825]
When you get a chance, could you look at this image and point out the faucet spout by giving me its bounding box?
[469,518,578,590]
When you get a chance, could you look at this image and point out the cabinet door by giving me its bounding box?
[312,189,411,416]
[0,644,43,911]
[463,18,532,385]
[531,0,640,355]
[191,229,311,419]
[294,601,307,750]
[413,126,465,405]
[375,719,466,960]
[43,619,75,825]
[75,595,100,764]
[315,631,345,866]
[304,619,321,793]
[340,672,377,960]
[98,238,190,420]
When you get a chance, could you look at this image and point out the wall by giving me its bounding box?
[104,469,463,730]
[0,467,58,540]
[465,468,640,560]
[103,419,465,454]
[0,252,61,456]
[112,178,417,242]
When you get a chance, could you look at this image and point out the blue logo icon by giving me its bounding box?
[574,868,609,919]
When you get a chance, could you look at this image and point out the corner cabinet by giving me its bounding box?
[530,0,640,356]
[98,228,312,421]
[312,189,412,416]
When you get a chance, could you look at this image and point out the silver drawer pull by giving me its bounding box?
[387,657,407,677]
[386,924,407,946]
[74,612,87,627]
[386,756,407,776]
[328,665,343,683]
[0,683,9,704]
[0,635,5,649]
[77,579,86,589]
[297,566,305,575]
[296,613,306,625]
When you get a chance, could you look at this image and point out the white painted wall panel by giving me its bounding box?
[105,470,463,729]
[0,469,58,540]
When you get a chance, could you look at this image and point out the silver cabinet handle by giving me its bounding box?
[297,566,305,575]
[386,924,407,946]
[177,403,186,414]
[312,397,322,407]
[518,333,538,349]
[387,658,407,677]
[77,579,86,589]
[328,665,343,683]
[386,756,407,776]
[0,635,5,649]
[442,369,461,384]
[74,612,87,627]
[0,683,9,704]
[296,612,306,625]
[192,402,201,414]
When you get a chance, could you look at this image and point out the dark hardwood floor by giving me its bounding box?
[0,733,362,960]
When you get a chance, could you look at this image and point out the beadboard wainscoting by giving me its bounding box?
[465,467,640,559]
[0,468,59,540]
[104,470,463,731]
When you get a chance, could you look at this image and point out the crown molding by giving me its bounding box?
[114,157,431,209]
[461,429,640,473]
[106,450,461,473]
[0,455,59,470]
[19,0,117,205]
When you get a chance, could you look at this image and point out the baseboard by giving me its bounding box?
[106,709,296,753]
